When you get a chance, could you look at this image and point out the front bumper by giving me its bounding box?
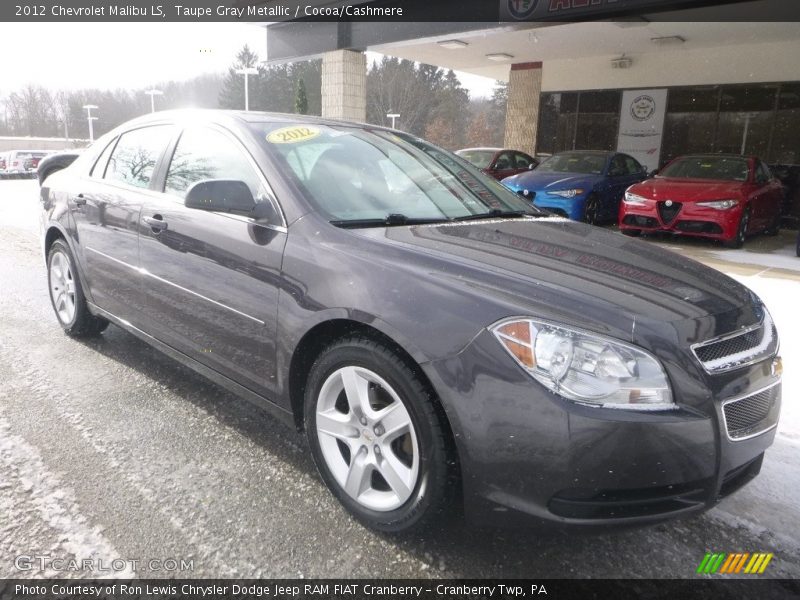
[501,181,586,221]
[619,199,742,241]
[425,328,780,528]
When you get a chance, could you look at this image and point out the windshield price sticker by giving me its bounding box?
[267,126,320,144]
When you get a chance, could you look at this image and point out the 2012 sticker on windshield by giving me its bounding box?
[267,126,321,144]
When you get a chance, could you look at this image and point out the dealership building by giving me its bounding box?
[265,0,800,181]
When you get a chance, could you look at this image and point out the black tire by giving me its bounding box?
[583,194,600,225]
[47,239,109,337]
[621,229,641,237]
[724,206,750,249]
[304,336,454,533]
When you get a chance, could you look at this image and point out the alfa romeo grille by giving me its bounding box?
[722,384,779,440]
[691,311,778,374]
[657,201,682,224]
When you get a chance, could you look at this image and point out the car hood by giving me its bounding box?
[630,177,746,202]
[503,171,599,192]
[349,217,758,346]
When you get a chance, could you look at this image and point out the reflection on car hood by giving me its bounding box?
[630,177,747,202]
[352,217,756,343]
[503,171,599,191]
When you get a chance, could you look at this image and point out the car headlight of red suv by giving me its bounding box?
[696,199,739,210]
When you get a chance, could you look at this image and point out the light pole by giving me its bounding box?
[145,89,163,113]
[386,112,400,129]
[235,67,258,111]
[83,104,98,142]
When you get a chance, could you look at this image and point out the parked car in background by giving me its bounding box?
[768,163,800,229]
[37,149,82,184]
[0,152,7,175]
[455,147,538,180]
[0,150,49,178]
[40,110,781,533]
[619,154,783,248]
[501,150,648,224]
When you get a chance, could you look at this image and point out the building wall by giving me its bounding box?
[542,39,800,92]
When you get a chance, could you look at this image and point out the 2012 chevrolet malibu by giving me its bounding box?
[40,111,782,532]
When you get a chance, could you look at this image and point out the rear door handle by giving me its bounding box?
[143,215,168,232]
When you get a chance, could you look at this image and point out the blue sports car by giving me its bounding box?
[502,150,648,224]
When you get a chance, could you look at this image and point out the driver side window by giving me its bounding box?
[164,127,269,202]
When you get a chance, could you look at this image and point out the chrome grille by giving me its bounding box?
[722,385,779,440]
[691,312,778,374]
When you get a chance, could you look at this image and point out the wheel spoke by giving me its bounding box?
[378,451,413,499]
[56,292,66,311]
[316,410,358,443]
[376,401,411,441]
[344,448,370,498]
[340,367,372,418]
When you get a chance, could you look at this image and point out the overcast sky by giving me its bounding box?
[0,23,495,97]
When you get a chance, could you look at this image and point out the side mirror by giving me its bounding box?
[185,180,256,217]
[648,169,659,178]
[528,163,536,170]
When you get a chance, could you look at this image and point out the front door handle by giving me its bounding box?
[73,194,87,206]
[143,215,168,232]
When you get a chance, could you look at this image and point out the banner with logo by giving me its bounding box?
[616,89,668,172]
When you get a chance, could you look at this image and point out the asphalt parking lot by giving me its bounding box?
[0,179,798,579]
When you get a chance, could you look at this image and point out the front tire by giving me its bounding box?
[47,239,108,337]
[305,337,453,533]
[724,206,750,249]
[583,194,600,225]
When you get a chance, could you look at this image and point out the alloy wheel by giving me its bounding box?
[49,250,77,325]
[315,366,419,512]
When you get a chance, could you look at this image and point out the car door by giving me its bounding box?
[748,161,774,229]
[138,124,287,397]
[71,125,174,324]
[487,151,517,180]
[509,151,536,177]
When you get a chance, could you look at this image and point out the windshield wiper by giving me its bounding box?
[452,209,543,222]
[330,214,451,228]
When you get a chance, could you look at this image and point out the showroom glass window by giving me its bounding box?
[716,85,778,157]
[164,127,269,202]
[770,83,800,164]
[104,126,173,189]
[538,91,620,154]
[661,87,719,164]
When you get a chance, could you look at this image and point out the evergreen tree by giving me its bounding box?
[219,44,261,110]
[294,78,308,115]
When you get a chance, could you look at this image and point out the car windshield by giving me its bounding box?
[259,123,543,225]
[536,152,607,175]
[659,156,750,182]
[456,149,496,169]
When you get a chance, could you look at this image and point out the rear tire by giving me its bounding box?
[304,336,454,533]
[724,206,750,249]
[47,239,108,337]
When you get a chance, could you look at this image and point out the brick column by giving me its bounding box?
[503,62,542,156]
[321,49,367,123]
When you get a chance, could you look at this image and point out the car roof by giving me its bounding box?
[457,147,502,152]
[115,109,398,134]
[672,153,755,160]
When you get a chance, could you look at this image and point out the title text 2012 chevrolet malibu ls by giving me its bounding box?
[40,111,782,532]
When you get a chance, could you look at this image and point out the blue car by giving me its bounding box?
[502,150,648,224]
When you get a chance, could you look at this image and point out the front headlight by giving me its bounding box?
[492,319,675,410]
[624,191,649,205]
[547,188,584,198]
[696,199,739,210]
